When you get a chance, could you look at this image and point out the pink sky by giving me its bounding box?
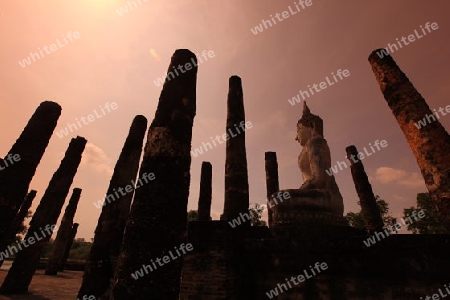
[1,0,449,239]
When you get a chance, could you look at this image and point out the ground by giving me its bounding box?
[0,262,83,300]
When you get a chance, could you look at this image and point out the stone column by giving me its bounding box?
[265,152,279,227]
[197,162,212,221]
[111,49,197,300]
[59,223,79,271]
[0,190,37,268]
[221,76,250,222]
[346,145,384,233]
[45,188,82,275]
[0,101,61,244]
[0,136,87,294]
[78,115,147,298]
[368,50,450,230]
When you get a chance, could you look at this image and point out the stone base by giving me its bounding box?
[268,189,348,228]
[272,210,348,227]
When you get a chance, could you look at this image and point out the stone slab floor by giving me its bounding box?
[0,261,82,300]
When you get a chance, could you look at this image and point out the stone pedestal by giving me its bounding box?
[179,221,245,299]
[269,189,348,229]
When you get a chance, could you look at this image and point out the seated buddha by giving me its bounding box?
[268,102,345,226]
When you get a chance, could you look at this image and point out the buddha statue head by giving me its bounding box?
[295,102,324,146]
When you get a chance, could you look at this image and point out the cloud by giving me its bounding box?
[392,194,408,203]
[372,167,425,188]
[81,143,113,177]
[248,109,290,142]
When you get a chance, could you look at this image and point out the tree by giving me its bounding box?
[187,210,198,222]
[345,195,397,230]
[14,210,32,243]
[375,196,397,229]
[403,193,447,234]
[41,238,55,258]
[249,203,267,226]
[345,211,365,229]
[68,238,92,260]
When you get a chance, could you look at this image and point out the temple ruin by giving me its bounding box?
[221,76,250,223]
[1,136,86,293]
[346,145,384,233]
[111,49,198,299]
[0,101,61,251]
[197,161,212,221]
[78,115,147,299]
[45,187,82,275]
[0,48,449,299]
[264,151,279,226]
[60,222,79,272]
[369,50,450,231]
[0,190,37,269]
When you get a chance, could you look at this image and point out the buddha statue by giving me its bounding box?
[268,102,345,227]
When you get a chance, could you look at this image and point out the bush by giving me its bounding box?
[68,238,92,260]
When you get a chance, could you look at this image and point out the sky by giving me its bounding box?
[1,0,449,240]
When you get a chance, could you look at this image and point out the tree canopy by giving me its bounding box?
[187,210,198,222]
[345,195,397,230]
[403,193,447,234]
[249,203,267,226]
